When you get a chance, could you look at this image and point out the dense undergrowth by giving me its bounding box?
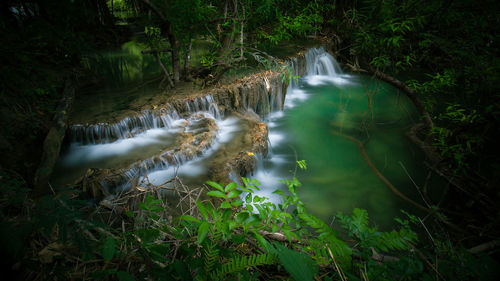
[1,164,498,280]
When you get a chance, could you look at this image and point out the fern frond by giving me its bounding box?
[210,253,277,280]
[204,241,219,274]
[376,230,413,251]
[298,213,352,264]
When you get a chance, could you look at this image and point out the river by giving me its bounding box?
[54,46,438,229]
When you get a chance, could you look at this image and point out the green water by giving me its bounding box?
[256,74,439,230]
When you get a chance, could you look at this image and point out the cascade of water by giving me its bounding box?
[249,46,346,203]
[304,47,343,76]
[70,95,221,144]
[70,107,179,144]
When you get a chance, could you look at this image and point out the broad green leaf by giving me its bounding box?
[116,271,136,281]
[231,199,243,207]
[274,243,318,281]
[273,189,284,195]
[197,222,210,245]
[236,212,249,223]
[207,190,226,198]
[103,236,115,261]
[254,196,264,203]
[227,189,242,199]
[178,215,200,223]
[206,181,224,192]
[252,231,272,252]
[220,201,232,209]
[196,201,209,220]
[239,186,253,193]
[246,205,254,212]
[245,193,253,203]
[245,214,261,226]
[224,182,237,192]
[222,209,232,220]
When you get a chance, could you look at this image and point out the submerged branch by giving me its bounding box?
[330,129,469,234]
[370,69,434,131]
[330,130,431,213]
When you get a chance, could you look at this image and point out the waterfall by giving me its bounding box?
[70,95,221,144]
[251,46,346,203]
[304,47,343,76]
[60,46,345,193]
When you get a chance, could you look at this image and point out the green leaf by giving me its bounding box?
[232,234,246,244]
[245,193,253,203]
[103,236,115,262]
[246,205,254,212]
[178,215,200,223]
[198,222,210,245]
[196,201,209,220]
[116,271,136,281]
[231,199,243,207]
[245,214,262,226]
[227,189,242,199]
[207,190,226,199]
[236,212,249,223]
[224,182,237,192]
[220,201,232,209]
[206,181,224,192]
[274,243,318,281]
[253,231,272,252]
[273,189,284,195]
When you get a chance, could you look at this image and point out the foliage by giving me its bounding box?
[1,167,499,279]
[331,1,500,233]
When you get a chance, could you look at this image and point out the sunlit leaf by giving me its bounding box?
[231,199,243,207]
[207,190,226,198]
[224,182,237,192]
[227,189,242,199]
[206,181,224,192]
[220,201,232,209]
[178,215,200,223]
[197,222,210,245]
[196,201,209,220]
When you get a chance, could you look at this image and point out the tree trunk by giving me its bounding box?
[184,37,193,75]
[96,0,114,26]
[140,0,180,84]
[154,53,174,88]
[170,39,181,83]
[34,82,75,196]
[240,3,245,59]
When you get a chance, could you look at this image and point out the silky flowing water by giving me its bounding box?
[55,45,436,230]
[251,51,433,230]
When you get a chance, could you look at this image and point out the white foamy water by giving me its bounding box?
[61,127,176,165]
[217,117,241,143]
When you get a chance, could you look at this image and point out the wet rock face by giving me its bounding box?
[74,117,219,197]
[167,70,288,118]
[208,116,269,186]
